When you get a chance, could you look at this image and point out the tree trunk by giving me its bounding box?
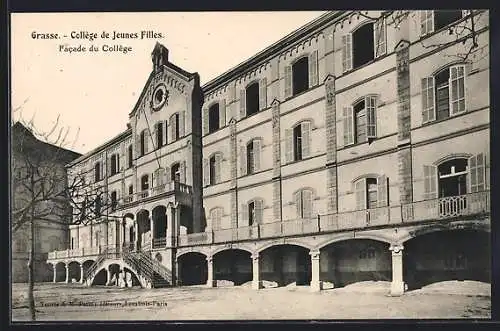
[28,215,36,320]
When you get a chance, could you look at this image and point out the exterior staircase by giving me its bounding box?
[83,247,108,285]
[122,249,172,288]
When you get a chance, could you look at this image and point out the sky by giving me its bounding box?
[11,11,327,154]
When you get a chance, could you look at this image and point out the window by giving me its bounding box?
[247,142,255,174]
[80,198,87,221]
[438,159,468,198]
[170,112,184,141]
[246,82,260,116]
[205,153,222,186]
[240,139,261,176]
[209,103,220,133]
[140,130,147,156]
[94,162,101,182]
[128,185,133,195]
[210,207,223,230]
[343,95,377,145]
[295,189,313,219]
[359,247,376,259]
[110,154,119,176]
[354,175,388,210]
[353,24,374,69]
[292,57,309,95]
[421,65,466,124]
[127,145,133,168]
[95,195,101,217]
[171,163,180,182]
[111,191,118,211]
[421,10,464,36]
[286,122,311,163]
[155,122,164,148]
[141,175,149,191]
[342,18,386,72]
[240,199,263,226]
[209,156,216,185]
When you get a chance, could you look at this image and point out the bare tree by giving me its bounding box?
[11,112,114,321]
[349,9,487,62]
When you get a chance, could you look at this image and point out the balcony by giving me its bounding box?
[177,191,489,247]
[120,182,193,208]
[48,191,489,258]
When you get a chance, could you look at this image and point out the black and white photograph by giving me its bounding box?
[9,9,491,321]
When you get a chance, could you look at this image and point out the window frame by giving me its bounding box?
[291,56,309,96]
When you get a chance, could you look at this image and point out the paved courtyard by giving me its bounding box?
[11,281,491,320]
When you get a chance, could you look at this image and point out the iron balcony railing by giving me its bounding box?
[48,191,489,256]
[177,191,490,247]
[121,182,193,207]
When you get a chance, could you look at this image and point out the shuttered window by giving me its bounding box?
[208,103,220,133]
[127,145,133,168]
[420,10,434,35]
[295,189,313,219]
[210,208,223,230]
[284,65,292,98]
[450,65,466,115]
[246,139,262,174]
[288,121,311,163]
[259,78,267,110]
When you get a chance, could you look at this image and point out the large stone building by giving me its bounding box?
[46,10,490,295]
[11,122,81,282]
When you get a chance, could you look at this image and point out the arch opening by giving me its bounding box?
[403,229,490,291]
[54,262,66,282]
[67,261,81,283]
[259,244,311,287]
[152,205,167,247]
[319,239,391,288]
[136,210,150,251]
[213,249,252,286]
[178,252,207,286]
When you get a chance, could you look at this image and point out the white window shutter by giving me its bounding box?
[215,153,222,184]
[180,161,186,183]
[151,170,156,188]
[301,121,311,158]
[342,33,353,72]
[203,159,209,186]
[165,166,171,186]
[157,168,164,186]
[366,96,377,138]
[343,106,354,145]
[420,10,434,36]
[240,145,247,176]
[170,114,177,142]
[219,100,226,128]
[153,123,158,150]
[377,175,388,207]
[295,191,303,218]
[240,89,246,119]
[203,106,209,135]
[100,161,105,180]
[106,157,111,177]
[144,131,149,154]
[285,128,293,163]
[469,153,485,193]
[259,78,267,110]
[164,120,169,144]
[253,139,261,172]
[449,65,466,115]
[421,77,436,123]
[423,165,438,200]
[255,199,263,224]
[240,203,248,226]
[116,154,120,172]
[355,179,366,210]
[284,65,292,98]
[308,50,318,87]
[179,111,185,137]
[302,189,313,219]
[374,18,386,58]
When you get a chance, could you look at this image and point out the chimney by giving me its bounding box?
[151,42,169,72]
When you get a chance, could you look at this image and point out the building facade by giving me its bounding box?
[46,10,490,295]
[11,122,81,282]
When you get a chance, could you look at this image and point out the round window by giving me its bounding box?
[152,84,168,110]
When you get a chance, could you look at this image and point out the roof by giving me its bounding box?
[201,11,342,92]
[11,121,82,162]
